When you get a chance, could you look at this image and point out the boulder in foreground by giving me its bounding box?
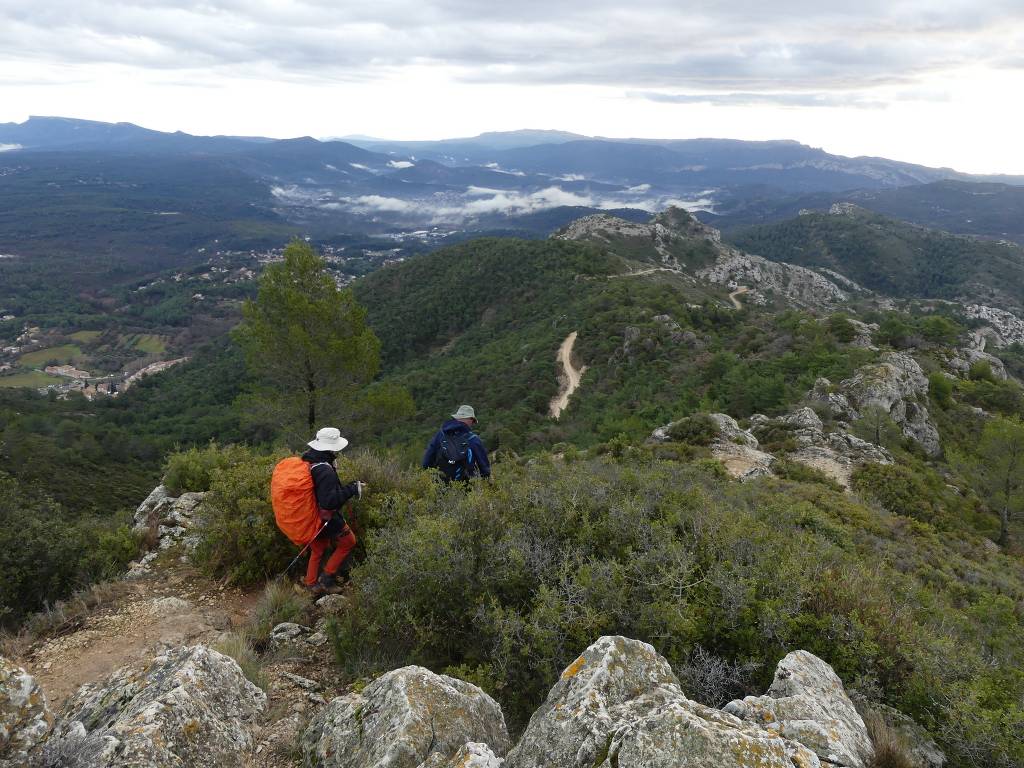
[42,645,266,767]
[725,650,872,768]
[302,665,510,768]
[504,635,820,768]
[0,656,54,767]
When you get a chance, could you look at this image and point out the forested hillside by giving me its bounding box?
[731,206,1024,310]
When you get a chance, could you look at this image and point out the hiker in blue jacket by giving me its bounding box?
[422,405,491,482]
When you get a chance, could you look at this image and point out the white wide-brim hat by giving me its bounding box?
[308,427,349,452]
[451,404,477,421]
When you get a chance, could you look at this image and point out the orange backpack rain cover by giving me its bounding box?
[271,457,321,546]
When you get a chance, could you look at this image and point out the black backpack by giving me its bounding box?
[437,430,474,481]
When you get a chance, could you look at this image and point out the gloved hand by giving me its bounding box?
[317,507,333,522]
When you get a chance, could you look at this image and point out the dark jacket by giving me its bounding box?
[421,419,491,480]
[301,449,359,535]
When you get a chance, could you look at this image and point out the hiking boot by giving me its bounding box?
[303,580,327,598]
[318,573,346,595]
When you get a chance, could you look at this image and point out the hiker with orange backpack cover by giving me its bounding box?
[271,427,366,596]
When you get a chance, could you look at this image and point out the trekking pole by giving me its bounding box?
[281,519,330,577]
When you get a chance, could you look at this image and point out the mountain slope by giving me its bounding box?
[731,205,1024,311]
[356,210,880,454]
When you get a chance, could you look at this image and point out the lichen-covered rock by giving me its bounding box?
[132,485,173,531]
[302,665,510,768]
[964,304,1024,346]
[149,596,191,617]
[725,650,872,768]
[167,492,205,526]
[42,645,266,767]
[505,636,820,768]
[807,378,856,421]
[946,335,1008,381]
[0,656,54,766]
[131,486,206,555]
[839,352,940,455]
[417,741,505,768]
[708,413,758,447]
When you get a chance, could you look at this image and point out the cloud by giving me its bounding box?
[273,180,719,224]
[1,1,1020,96]
[0,144,22,152]
[630,91,889,109]
[349,195,416,212]
[387,160,414,169]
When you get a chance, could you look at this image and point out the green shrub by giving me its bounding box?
[324,453,1024,768]
[852,463,938,524]
[191,447,294,586]
[750,421,799,454]
[773,458,845,492]
[0,472,141,626]
[164,442,255,495]
[928,372,954,409]
[667,413,720,446]
[827,314,858,343]
[968,360,996,383]
[918,315,961,345]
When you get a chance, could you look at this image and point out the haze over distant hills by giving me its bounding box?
[3,115,1024,294]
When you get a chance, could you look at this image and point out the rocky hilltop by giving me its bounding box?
[555,207,855,309]
[1,633,945,767]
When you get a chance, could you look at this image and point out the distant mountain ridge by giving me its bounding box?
[4,115,1024,277]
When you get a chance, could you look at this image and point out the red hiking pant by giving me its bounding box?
[305,527,357,586]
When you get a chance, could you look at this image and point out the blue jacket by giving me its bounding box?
[422,419,491,479]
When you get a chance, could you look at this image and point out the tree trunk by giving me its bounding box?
[305,361,316,431]
[306,380,317,431]
[999,504,1010,547]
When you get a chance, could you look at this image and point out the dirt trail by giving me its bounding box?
[15,562,258,706]
[608,266,685,279]
[728,286,750,309]
[550,331,587,419]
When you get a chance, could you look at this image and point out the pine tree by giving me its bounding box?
[233,240,382,437]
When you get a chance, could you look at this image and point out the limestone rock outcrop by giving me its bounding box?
[554,207,850,310]
[128,486,206,577]
[725,650,872,768]
[697,251,849,310]
[964,304,1024,346]
[838,352,940,455]
[505,636,821,768]
[418,741,505,768]
[751,407,893,488]
[652,413,774,481]
[0,656,53,767]
[301,665,510,768]
[41,645,265,767]
[945,331,1007,381]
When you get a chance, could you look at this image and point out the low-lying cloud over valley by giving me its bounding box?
[270,182,716,224]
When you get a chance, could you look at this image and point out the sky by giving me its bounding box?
[1,1,1023,174]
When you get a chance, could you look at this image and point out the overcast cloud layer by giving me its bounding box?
[1,1,1023,172]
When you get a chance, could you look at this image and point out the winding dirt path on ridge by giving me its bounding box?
[550,331,587,419]
[729,286,750,309]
